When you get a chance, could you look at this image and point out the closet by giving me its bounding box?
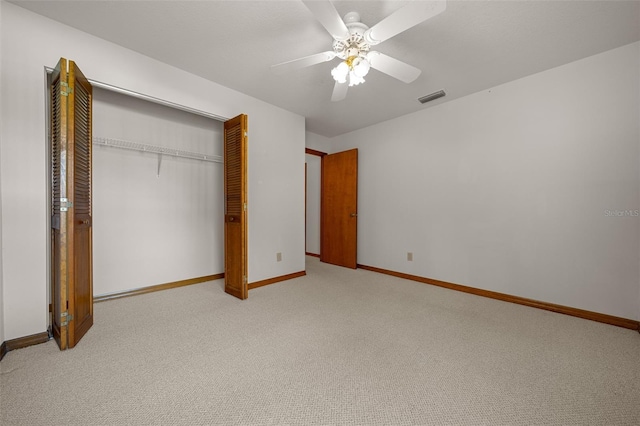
[92,87,224,296]
[48,58,248,350]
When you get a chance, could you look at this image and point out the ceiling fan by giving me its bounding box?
[271,0,446,101]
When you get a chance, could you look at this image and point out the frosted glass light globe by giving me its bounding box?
[353,58,370,78]
[348,71,365,87]
[331,61,349,82]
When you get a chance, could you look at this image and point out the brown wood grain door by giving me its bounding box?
[224,114,248,299]
[50,58,94,350]
[67,61,94,347]
[50,58,69,350]
[321,149,358,268]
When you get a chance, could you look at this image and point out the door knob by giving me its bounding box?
[350,213,357,217]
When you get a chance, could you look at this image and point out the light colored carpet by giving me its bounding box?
[1,257,639,425]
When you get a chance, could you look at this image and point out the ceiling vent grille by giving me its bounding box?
[418,90,446,104]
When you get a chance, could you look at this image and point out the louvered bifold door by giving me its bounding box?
[223,114,248,299]
[50,58,94,350]
[50,58,69,350]
[67,61,93,348]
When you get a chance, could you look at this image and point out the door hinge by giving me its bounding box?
[60,82,73,97]
[60,197,73,212]
[244,131,248,137]
[243,202,247,212]
[60,311,73,327]
[243,276,247,285]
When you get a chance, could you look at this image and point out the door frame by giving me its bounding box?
[305,148,326,258]
[305,147,359,267]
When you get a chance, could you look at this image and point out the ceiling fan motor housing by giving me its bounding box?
[333,11,370,60]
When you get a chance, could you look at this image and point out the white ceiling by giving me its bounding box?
[10,0,640,137]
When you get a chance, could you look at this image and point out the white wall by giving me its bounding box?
[249,107,305,279]
[92,88,223,295]
[0,1,305,341]
[306,131,331,152]
[330,42,640,321]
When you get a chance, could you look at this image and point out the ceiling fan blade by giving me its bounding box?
[271,51,336,75]
[331,81,348,102]
[364,0,446,45]
[367,52,421,84]
[302,0,350,41]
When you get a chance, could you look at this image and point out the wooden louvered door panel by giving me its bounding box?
[321,149,358,269]
[50,58,93,350]
[224,114,248,299]
[50,58,69,350]
[67,61,93,348]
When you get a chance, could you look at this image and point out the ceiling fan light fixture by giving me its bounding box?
[332,55,370,87]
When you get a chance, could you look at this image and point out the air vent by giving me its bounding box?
[418,90,446,104]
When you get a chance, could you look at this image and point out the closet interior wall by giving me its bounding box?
[92,88,223,296]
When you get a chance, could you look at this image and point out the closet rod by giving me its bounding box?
[94,137,222,163]
[44,66,229,122]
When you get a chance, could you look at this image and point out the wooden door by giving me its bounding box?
[224,114,248,299]
[321,149,358,268]
[67,61,94,347]
[50,58,94,350]
[50,58,69,350]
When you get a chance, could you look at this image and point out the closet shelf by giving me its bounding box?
[93,137,222,163]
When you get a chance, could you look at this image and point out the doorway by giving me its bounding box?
[305,148,324,257]
[305,147,358,269]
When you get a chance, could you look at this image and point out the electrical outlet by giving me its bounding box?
[407,252,413,261]
[276,252,282,262]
